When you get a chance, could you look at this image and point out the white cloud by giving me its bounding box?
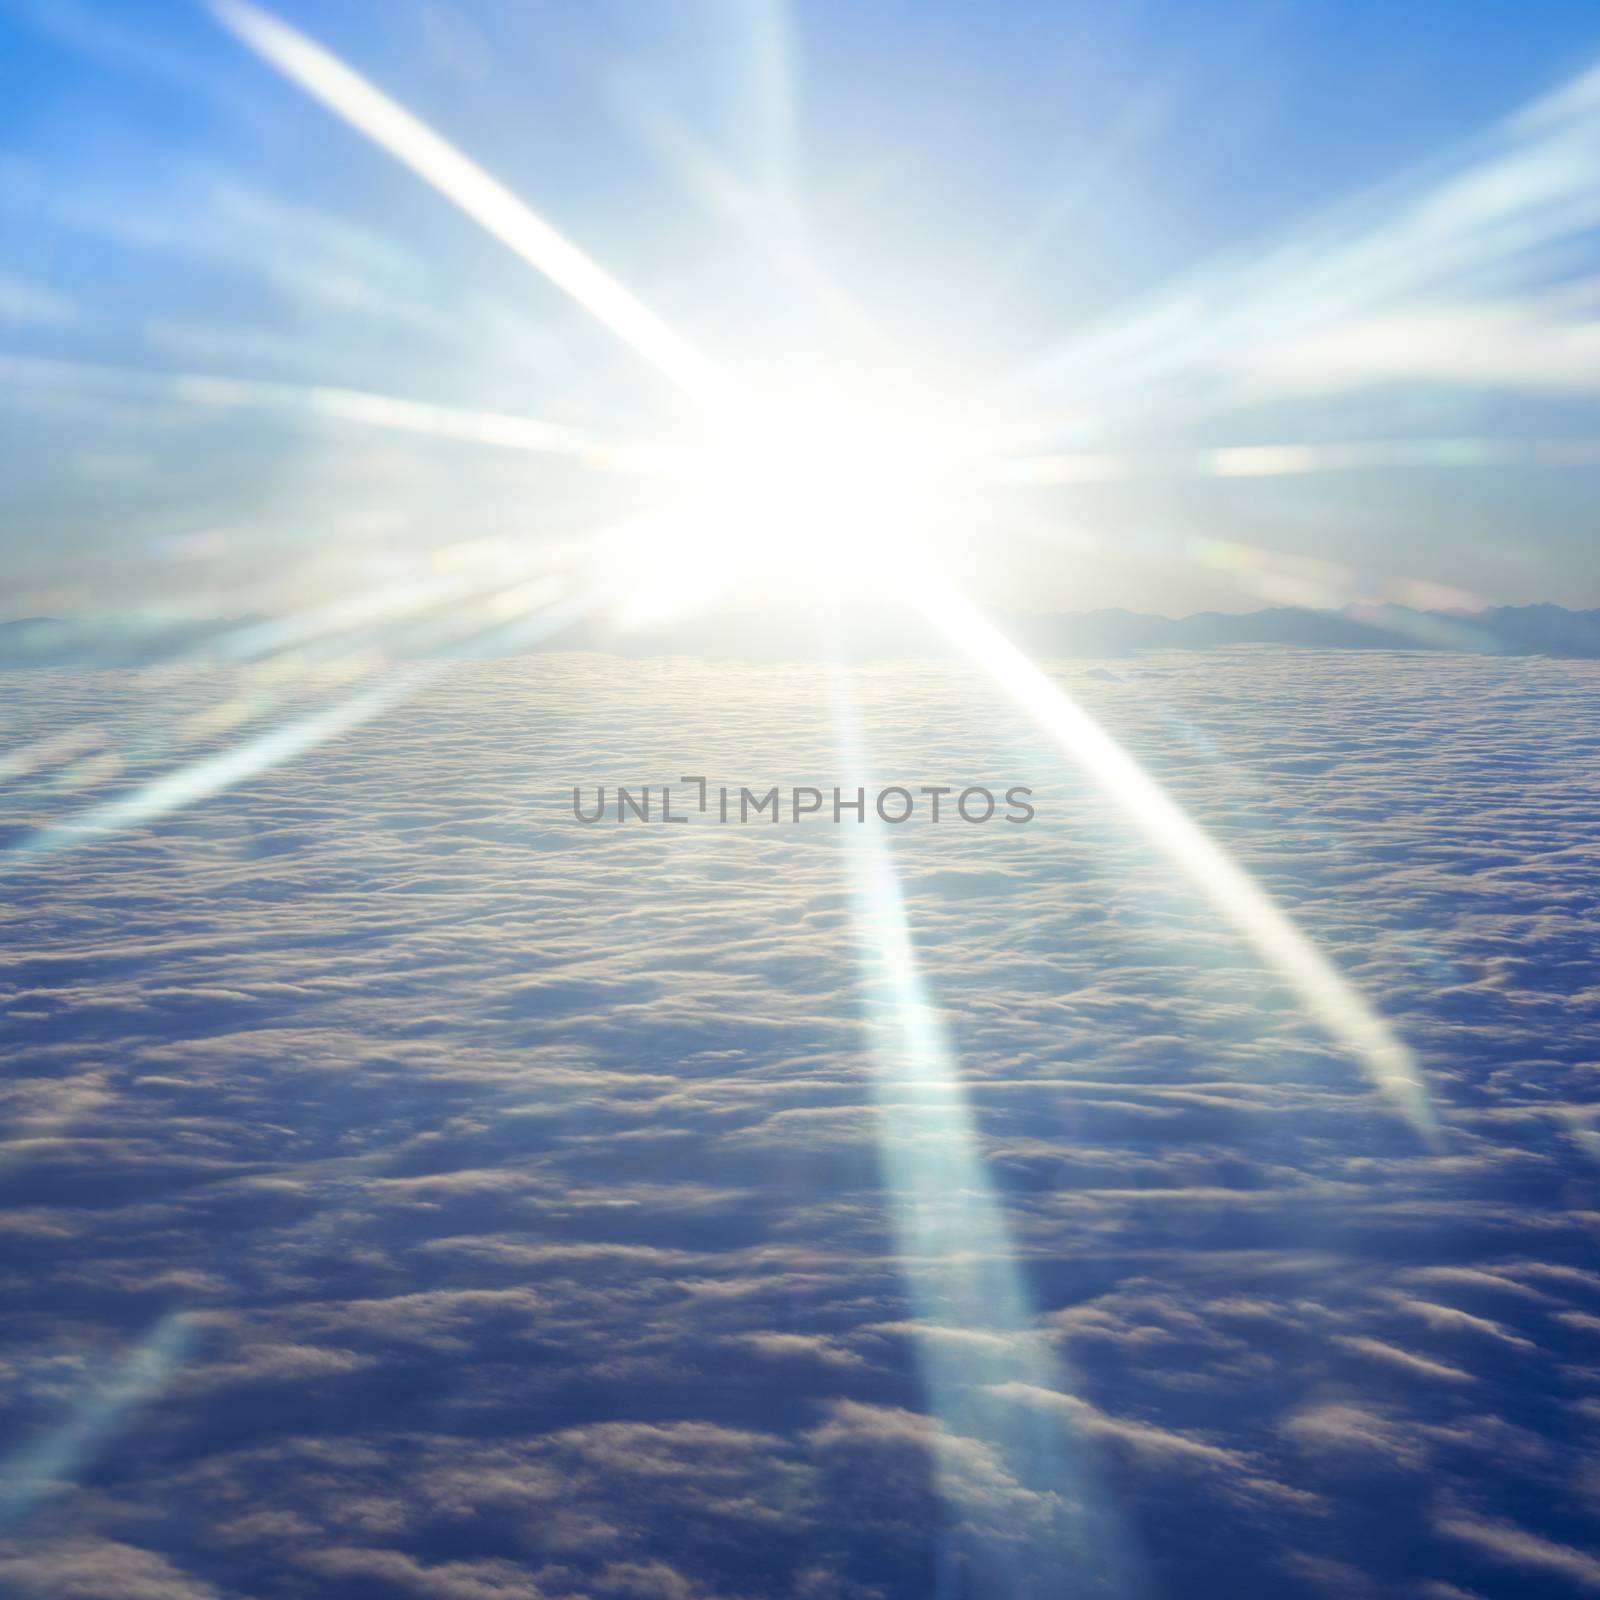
[2,649,1598,1596]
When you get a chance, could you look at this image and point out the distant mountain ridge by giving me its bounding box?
[3,602,1599,665]
[1007,602,1600,659]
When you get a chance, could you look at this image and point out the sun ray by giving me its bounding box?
[206,0,1434,1144]
[995,56,1600,433]
[0,1315,194,1530]
[0,354,696,478]
[607,67,883,352]
[211,0,738,413]
[903,564,1437,1137]
[0,568,605,870]
[985,501,1493,637]
[987,433,1600,486]
[824,649,1144,1593]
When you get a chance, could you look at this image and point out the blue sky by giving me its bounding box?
[3,0,1600,618]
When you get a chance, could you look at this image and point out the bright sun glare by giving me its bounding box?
[601,367,976,625]
[193,0,1437,1140]
[706,376,958,564]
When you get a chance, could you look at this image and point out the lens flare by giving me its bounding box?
[905,567,1436,1137]
[212,0,735,411]
[132,0,1447,1138]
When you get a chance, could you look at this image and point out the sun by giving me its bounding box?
[601,365,981,626]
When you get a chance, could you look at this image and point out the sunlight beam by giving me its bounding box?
[0,354,695,477]
[907,568,1437,1137]
[0,1315,193,1530]
[212,0,737,412]
[204,0,1435,1148]
[2,671,419,871]
[987,434,1600,486]
[999,57,1600,431]
[0,574,602,872]
[825,653,1142,1594]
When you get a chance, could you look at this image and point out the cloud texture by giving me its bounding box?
[2,648,1599,1596]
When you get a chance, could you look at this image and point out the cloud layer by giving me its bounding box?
[2,648,1599,1597]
